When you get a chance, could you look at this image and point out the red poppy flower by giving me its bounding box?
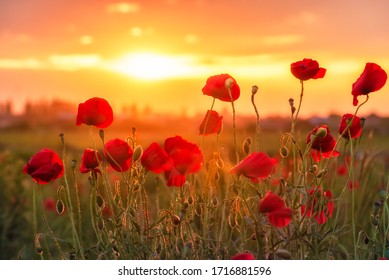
[352,63,387,106]
[339,113,362,139]
[199,110,223,135]
[290,58,326,81]
[231,252,255,260]
[23,148,64,184]
[258,191,285,213]
[164,136,203,187]
[202,74,240,102]
[43,198,55,212]
[306,125,340,162]
[230,152,276,183]
[301,187,334,224]
[141,142,172,174]
[267,208,293,228]
[104,138,133,172]
[258,191,293,228]
[80,148,102,174]
[76,97,113,128]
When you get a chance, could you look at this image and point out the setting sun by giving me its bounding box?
[108,52,197,80]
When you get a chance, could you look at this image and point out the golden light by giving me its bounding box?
[109,52,196,80]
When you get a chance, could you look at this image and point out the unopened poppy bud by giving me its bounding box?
[56,199,65,215]
[59,133,65,144]
[275,249,292,260]
[242,137,252,155]
[97,218,104,231]
[187,196,194,205]
[251,233,257,240]
[225,77,235,89]
[214,171,220,182]
[317,168,327,178]
[172,214,181,226]
[71,159,77,169]
[132,145,143,163]
[316,126,328,138]
[133,182,140,192]
[96,194,104,208]
[195,204,203,216]
[309,165,318,174]
[379,189,387,199]
[360,117,366,128]
[288,98,294,107]
[279,146,289,158]
[99,129,105,141]
[113,195,121,206]
[251,85,259,95]
[291,106,296,115]
[211,196,219,207]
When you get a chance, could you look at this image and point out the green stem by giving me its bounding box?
[61,135,85,259]
[227,87,239,163]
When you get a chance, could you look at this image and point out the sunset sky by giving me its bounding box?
[1,0,389,117]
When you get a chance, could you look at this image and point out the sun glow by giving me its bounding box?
[109,52,197,80]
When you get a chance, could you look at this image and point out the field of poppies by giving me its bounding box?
[1,58,389,260]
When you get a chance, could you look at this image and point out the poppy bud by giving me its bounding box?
[379,190,387,199]
[187,196,194,205]
[251,85,259,95]
[56,199,65,215]
[242,137,252,155]
[71,159,77,169]
[172,214,181,226]
[225,77,234,89]
[317,168,328,178]
[195,204,203,216]
[316,126,328,138]
[279,146,289,158]
[99,129,105,141]
[360,117,366,128]
[132,145,143,163]
[288,98,294,107]
[211,196,219,207]
[96,194,105,209]
[97,218,104,231]
[114,194,121,206]
[275,249,292,260]
[59,133,65,144]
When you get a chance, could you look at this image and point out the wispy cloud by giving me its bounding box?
[48,54,101,71]
[106,2,140,14]
[0,58,43,69]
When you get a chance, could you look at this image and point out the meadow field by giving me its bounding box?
[1,60,389,261]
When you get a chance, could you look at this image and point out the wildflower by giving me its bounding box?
[306,125,340,162]
[80,148,102,175]
[352,63,387,106]
[141,142,171,173]
[290,58,326,81]
[104,138,133,172]
[258,191,293,228]
[230,152,276,183]
[23,148,64,184]
[231,252,255,260]
[43,198,55,212]
[199,110,223,135]
[202,73,240,102]
[164,136,203,187]
[339,113,362,139]
[301,187,334,224]
[76,97,113,128]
